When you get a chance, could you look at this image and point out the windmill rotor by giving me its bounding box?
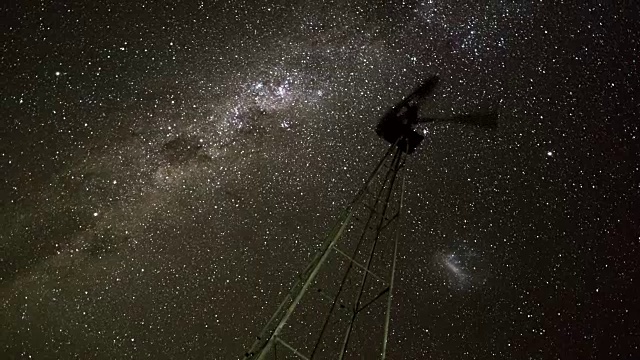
[376,75,497,153]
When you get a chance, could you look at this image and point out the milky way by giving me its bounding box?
[1,1,638,359]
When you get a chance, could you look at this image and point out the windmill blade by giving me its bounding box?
[380,75,440,121]
[401,75,440,106]
[420,111,498,129]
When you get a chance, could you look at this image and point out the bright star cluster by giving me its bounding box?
[1,1,637,359]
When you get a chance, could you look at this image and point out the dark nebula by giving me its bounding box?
[1,1,638,359]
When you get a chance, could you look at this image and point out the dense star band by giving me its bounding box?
[1,1,637,359]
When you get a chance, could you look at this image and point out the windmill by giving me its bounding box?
[242,75,497,359]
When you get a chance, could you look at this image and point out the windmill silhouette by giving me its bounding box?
[243,75,497,359]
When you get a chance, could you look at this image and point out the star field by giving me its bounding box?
[1,1,638,359]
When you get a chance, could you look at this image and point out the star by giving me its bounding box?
[0,1,635,359]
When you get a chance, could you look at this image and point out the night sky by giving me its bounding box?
[1,1,639,359]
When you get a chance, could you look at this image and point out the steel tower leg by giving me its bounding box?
[243,142,408,360]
